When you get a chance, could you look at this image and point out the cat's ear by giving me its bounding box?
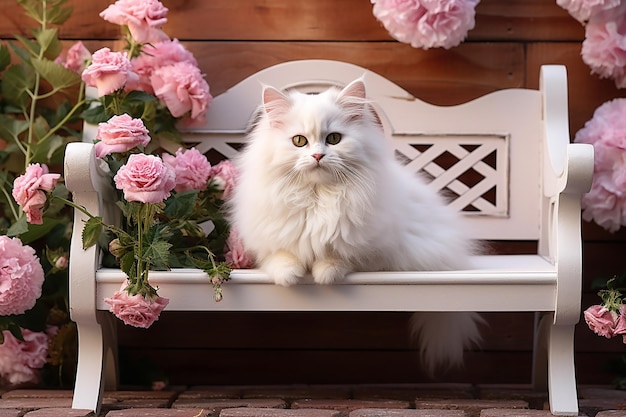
[338,78,367,102]
[262,86,290,128]
[337,77,368,122]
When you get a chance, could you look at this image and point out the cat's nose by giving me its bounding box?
[312,153,325,162]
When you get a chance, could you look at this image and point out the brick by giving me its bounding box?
[173,398,286,414]
[291,399,410,413]
[354,384,474,402]
[596,412,626,417]
[413,400,528,417]
[103,391,179,401]
[476,384,547,410]
[480,409,570,416]
[178,386,243,400]
[349,409,468,416]
[0,410,23,417]
[242,385,351,401]
[104,409,210,417]
[23,409,95,417]
[2,390,73,399]
[219,408,342,417]
[0,397,72,410]
[579,387,626,401]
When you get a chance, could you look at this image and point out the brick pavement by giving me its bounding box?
[0,384,625,417]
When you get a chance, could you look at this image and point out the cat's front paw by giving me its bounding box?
[261,251,306,287]
[312,259,348,284]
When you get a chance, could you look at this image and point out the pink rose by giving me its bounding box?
[131,39,198,94]
[371,0,480,49]
[151,61,212,122]
[82,47,139,97]
[95,114,151,158]
[104,280,169,328]
[55,41,92,74]
[224,227,254,268]
[584,304,617,338]
[574,98,626,232]
[0,236,44,316]
[0,328,50,385]
[114,153,176,203]
[581,2,626,89]
[614,305,626,343]
[210,160,239,200]
[12,163,61,225]
[557,0,620,23]
[162,147,212,192]
[100,0,169,44]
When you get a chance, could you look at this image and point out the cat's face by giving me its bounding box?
[258,79,381,186]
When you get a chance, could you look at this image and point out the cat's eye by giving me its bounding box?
[326,132,342,145]
[292,135,308,147]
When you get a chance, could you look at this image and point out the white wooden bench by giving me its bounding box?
[64,60,594,415]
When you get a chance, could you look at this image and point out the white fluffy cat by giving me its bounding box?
[230,78,484,374]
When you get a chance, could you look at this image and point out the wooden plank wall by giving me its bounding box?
[3,0,626,387]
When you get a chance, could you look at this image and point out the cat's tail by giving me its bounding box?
[409,312,486,376]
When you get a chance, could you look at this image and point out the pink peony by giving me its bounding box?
[574,98,626,232]
[162,147,212,192]
[104,280,169,328]
[224,227,254,268]
[114,153,176,203]
[100,0,169,44]
[0,328,51,385]
[210,160,239,200]
[557,0,620,23]
[371,0,480,50]
[95,114,151,158]
[0,236,44,316]
[55,41,92,74]
[584,304,617,338]
[82,47,139,97]
[131,39,198,94]
[581,2,626,88]
[12,163,61,225]
[151,61,212,122]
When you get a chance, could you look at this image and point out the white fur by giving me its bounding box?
[230,79,483,374]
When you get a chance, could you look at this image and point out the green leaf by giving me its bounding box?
[35,28,61,59]
[17,217,62,244]
[144,240,172,270]
[1,64,35,110]
[17,0,44,23]
[164,191,198,218]
[81,104,109,125]
[47,1,73,25]
[82,217,103,249]
[7,216,29,237]
[0,114,29,143]
[0,43,11,72]
[12,34,39,58]
[31,58,80,90]
[119,252,136,281]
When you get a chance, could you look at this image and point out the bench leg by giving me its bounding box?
[547,323,579,416]
[531,312,550,392]
[71,312,117,413]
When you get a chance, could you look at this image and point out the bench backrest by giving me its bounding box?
[83,60,569,245]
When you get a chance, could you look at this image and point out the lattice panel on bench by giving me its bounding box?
[181,131,509,217]
[392,134,509,216]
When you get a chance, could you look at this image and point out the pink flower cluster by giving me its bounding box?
[104,280,169,329]
[584,304,626,341]
[0,236,45,316]
[371,0,480,50]
[114,153,176,204]
[55,41,92,74]
[12,163,60,225]
[0,328,52,385]
[574,98,626,232]
[81,0,212,124]
[557,0,626,88]
[162,147,212,192]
